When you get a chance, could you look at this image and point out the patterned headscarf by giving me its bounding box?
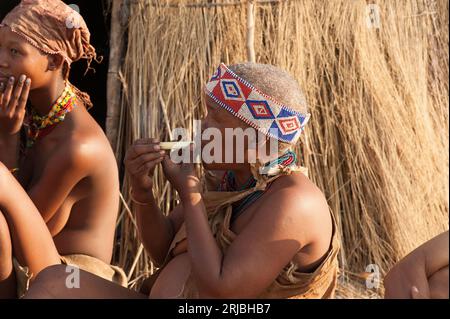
[0,0,100,108]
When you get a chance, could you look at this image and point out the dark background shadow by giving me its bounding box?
[0,0,110,129]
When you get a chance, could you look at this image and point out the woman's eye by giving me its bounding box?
[10,48,19,55]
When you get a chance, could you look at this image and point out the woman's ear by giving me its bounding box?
[47,54,64,72]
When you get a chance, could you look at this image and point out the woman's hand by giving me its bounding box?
[124,138,165,202]
[0,75,31,137]
[161,145,200,199]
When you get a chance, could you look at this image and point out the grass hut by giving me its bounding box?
[102,0,449,297]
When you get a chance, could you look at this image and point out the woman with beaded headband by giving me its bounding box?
[25,62,340,299]
[135,62,340,299]
[0,0,126,298]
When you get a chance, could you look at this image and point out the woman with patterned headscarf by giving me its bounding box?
[0,0,126,298]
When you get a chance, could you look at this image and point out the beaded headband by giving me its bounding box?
[205,63,310,144]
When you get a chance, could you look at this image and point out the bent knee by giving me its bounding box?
[0,161,6,172]
[33,264,68,282]
[0,161,8,178]
[429,265,449,299]
[0,210,13,276]
[0,161,11,192]
[0,211,12,255]
[24,264,68,299]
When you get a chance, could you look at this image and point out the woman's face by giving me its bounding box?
[0,26,53,91]
[201,94,262,170]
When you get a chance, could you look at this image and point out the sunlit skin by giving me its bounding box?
[19,70,332,298]
[0,26,120,298]
[20,94,449,300]
[384,231,449,299]
[21,86,450,300]
[123,93,334,298]
[199,95,268,177]
[20,80,335,299]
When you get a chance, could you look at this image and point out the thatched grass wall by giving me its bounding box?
[108,0,449,297]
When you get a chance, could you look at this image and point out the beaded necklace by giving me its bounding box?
[25,84,77,148]
[218,151,298,223]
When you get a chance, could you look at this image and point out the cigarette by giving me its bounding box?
[159,141,192,150]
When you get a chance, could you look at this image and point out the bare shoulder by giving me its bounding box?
[260,171,332,246]
[269,171,330,215]
[55,119,115,174]
[55,136,101,168]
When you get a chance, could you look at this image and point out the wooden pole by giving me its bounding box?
[246,0,256,63]
[106,0,128,155]
[138,0,287,9]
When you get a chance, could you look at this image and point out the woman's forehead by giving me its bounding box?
[0,26,19,40]
[205,94,227,115]
[0,26,29,46]
[0,26,46,57]
[204,94,249,128]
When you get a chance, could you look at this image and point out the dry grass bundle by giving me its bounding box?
[110,0,449,297]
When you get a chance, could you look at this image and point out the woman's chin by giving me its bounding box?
[202,162,224,171]
[202,161,246,171]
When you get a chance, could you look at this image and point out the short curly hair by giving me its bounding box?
[228,63,308,152]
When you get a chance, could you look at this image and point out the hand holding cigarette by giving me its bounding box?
[158,141,193,150]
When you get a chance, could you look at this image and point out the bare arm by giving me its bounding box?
[160,150,333,298]
[0,134,19,171]
[181,186,319,298]
[0,162,60,277]
[125,138,184,267]
[0,75,89,226]
[422,231,449,277]
[384,231,449,298]
[134,195,184,267]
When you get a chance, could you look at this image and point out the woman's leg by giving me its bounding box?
[0,162,60,281]
[0,164,143,299]
[428,265,449,299]
[0,210,16,298]
[24,264,147,299]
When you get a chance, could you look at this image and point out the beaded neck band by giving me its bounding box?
[219,151,297,192]
[205,63,310,144]
[25,83,77,148]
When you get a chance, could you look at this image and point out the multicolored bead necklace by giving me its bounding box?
[25,83,77,148]
[218,150,298,223]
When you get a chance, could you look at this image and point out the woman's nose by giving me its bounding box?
[0,60,8,70]
[0,51,9,69]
